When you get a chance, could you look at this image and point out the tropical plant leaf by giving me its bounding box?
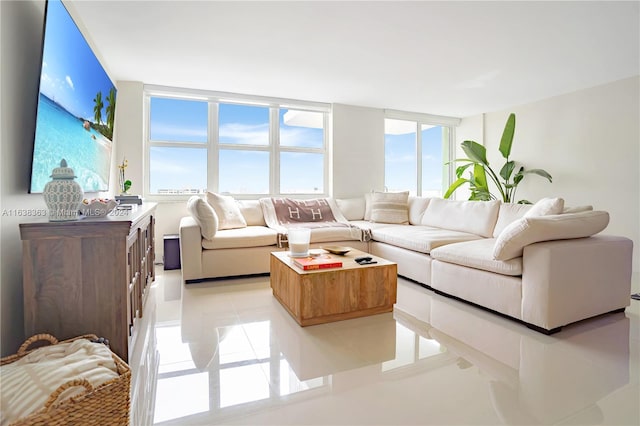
[523,168,553,182]
[443,114,552,202]
[470,188,493,201]
[472,164,488,191]
[455,163,475,178]
[499,161,516,182]
[460,140,489,166]
[443,177,470,199]
[513,173,524,186]
[517,199,532,204]
[499,113,516,159]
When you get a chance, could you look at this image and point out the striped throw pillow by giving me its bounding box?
[370,191,409,224]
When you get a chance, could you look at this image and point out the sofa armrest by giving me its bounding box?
[179,216,203,281]
[521,235,633,330]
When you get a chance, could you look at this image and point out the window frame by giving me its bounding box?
[143,85,330,201]
[383,109,460,197]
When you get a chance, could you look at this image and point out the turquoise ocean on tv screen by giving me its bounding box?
[30,93,111,193]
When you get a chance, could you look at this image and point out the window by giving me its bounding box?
[384,113,457,197]
[148,97,208,194]
[145,87,329,197]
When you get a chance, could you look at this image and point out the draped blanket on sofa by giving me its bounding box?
[259,197,370,246]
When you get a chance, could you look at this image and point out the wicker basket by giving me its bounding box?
[1,334,131,426]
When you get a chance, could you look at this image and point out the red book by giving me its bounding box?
[293,256,342,271]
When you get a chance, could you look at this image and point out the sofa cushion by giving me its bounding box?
[371,225,482,254]
[431,239,523,276]
[187,196,218,240]
[237,200,266,226]
[563,205,593,214]
[524,197,564,218]
[201,226,278,250]
[408,196,431,225]
[336,197,366,221]
[370,191,409,224]
[421,198,500,238]
[493,210,610,261]
[493,203,532,237]
[308,226,365,243]
[206,192,247,230]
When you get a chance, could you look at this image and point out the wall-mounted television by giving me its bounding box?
[29,0,116,193]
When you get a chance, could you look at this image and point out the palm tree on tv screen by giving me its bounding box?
[93,91,103,125]
[106,88,116,133]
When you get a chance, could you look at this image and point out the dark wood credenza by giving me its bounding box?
[19,203,157,362]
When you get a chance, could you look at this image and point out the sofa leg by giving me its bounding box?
[526,323,562,335]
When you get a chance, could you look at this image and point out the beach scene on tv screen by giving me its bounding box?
[30,0,116,193]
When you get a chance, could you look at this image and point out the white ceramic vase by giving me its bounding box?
[43,159,84,221]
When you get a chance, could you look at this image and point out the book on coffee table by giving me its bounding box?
[293,255,342,271]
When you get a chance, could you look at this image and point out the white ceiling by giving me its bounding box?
[69,1,639,118]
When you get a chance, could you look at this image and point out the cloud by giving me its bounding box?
[65,75,74,90]
[151,124,207,141]
[219,123,269,145]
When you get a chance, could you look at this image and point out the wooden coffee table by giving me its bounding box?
[270,249,397,326]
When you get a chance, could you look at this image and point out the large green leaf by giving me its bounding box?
[472,164,488,191]
[443,177,470,199]
[455,163,475,179]
[523,168,553,182]
[499,161,516,182]
[460,140,489,166]
[499,113,516,159]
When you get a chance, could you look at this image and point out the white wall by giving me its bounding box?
[332,104,385,198]
[482,77,639,271]
[1,0,48,356]
[113,81,144,196]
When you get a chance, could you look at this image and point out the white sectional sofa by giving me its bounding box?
[179,193,633,334]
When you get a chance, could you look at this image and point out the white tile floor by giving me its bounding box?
[145,268,640,425]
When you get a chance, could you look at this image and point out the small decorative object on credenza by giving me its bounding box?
[115,194,142,205]
[79,198,118,218]
[117,157,132,195]
[42,159,84,221]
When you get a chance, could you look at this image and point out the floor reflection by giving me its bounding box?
[151,274,638,425]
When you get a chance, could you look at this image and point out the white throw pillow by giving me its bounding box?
[336,197,366,221]
[421,198,500,238]
[493,210,610,261]
[187,196,218,240]
[370,191,409,224]
[206,192,247,230]
[237,200,266,226]
[408,196,431,225]
[523,197,565,218]
[493,202,533,237]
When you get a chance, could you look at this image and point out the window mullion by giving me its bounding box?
[270,107,279,196]
[209,102,219,193]
[416,122,422,197]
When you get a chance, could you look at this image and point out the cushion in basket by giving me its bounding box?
[187,196,218,240]
[0,339,119,426]
[206,192,247,230]
[493,210,610,261]
[370,191,409,224]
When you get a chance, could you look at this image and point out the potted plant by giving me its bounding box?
[444,113,552,204]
